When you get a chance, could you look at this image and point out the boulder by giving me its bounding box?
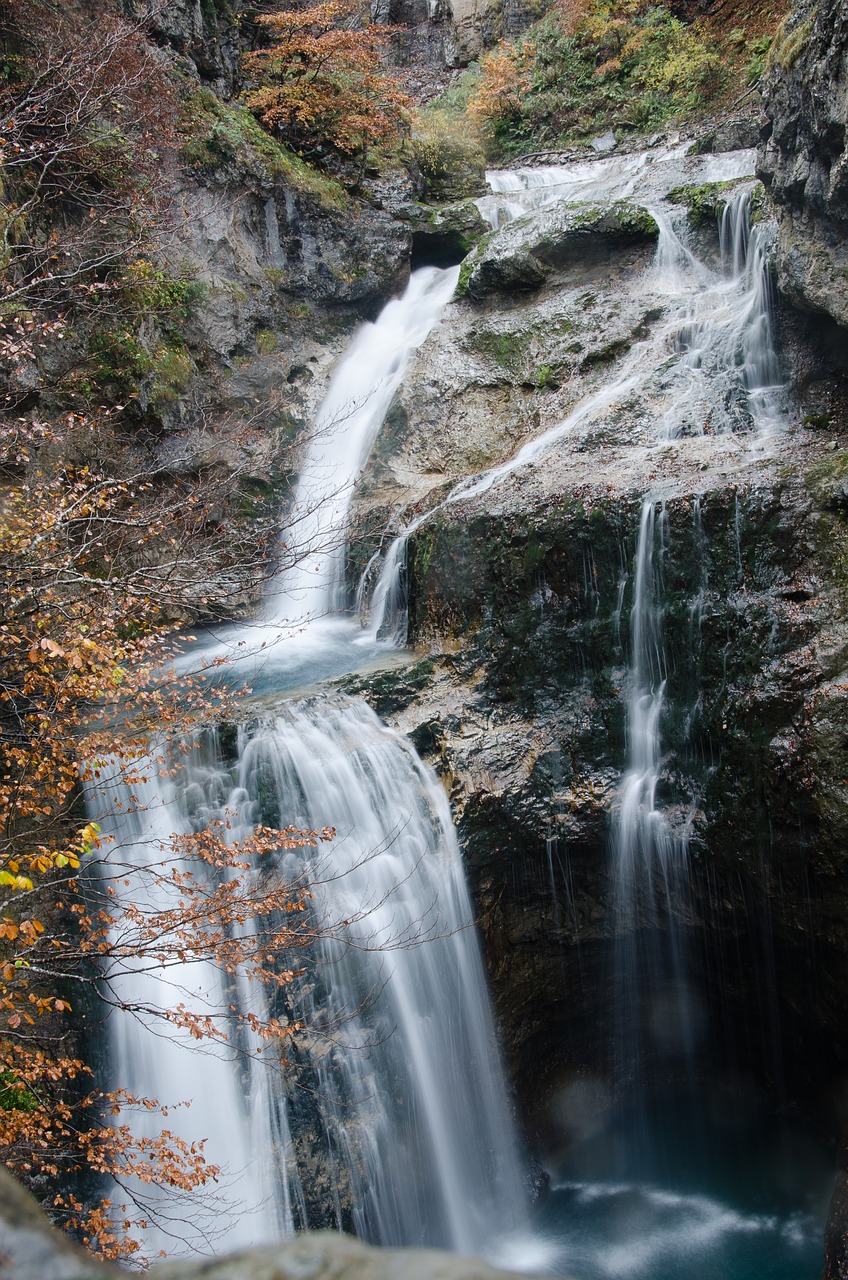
[0,1166,559,1280]
[460,202,658,299]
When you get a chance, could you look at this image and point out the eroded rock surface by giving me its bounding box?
[760,0,848,326]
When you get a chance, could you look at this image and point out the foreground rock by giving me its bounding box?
[0,1166,558,1280]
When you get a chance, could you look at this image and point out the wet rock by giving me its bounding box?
[404,200,490,268]
[460,201,659,299]
[691,115,761,155]
[825,1170,848,1280]
[759,0,848,325]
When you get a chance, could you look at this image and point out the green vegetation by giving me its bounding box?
[180,87,349,209]
[149,344,194,405]
[458,0,790,160]
[410,108,487,201]
[667,179,745,227]
[767,13,815,70]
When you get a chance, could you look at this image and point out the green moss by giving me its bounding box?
[767,15,814,71]
[532,363,557,388]
[255,327,278,355]
[666,179,749,228]
[0,1068,38,1113]
[149,344,194,404]
[180,89,348,210]
[456,257,474,298]
[465,327,530,370]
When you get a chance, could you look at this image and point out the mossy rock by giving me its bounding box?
[461,201,658,300]
[666,179,765,230]
[406,199,490,268]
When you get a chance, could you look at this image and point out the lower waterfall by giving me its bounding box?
[227,700,532,1256]
[87,699,535,1262]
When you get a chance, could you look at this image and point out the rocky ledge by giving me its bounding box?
[0,1165,561,1280]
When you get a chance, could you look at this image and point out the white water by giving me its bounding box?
[88,249,534,1258]
[226,701,534,1259]
[610,501,700,1100]
[263,265,459,627]
[175,264,458,692]
[365,161,784,642]
[88,753,292,1258]
[475,146,757,228]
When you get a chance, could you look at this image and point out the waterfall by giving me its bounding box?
[88,749,294,1258]
[365,174,784,643]
[173,264,458,693]
[87,255,536,1261]
[611,502,700,1111]
[88,144,792,1267]
[225,700,531,1258]
[263,265,459,628]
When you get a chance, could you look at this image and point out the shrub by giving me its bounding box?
[411,110,486,199]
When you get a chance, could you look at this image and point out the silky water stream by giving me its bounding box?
[87,148,832,1274]
[534,499,832,1280]
[86,258,536,1264]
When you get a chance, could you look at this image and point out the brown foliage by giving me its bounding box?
[0,388,332,1259]
[466,40,536,132]
[0,0,176,317]
[244,0,412,156]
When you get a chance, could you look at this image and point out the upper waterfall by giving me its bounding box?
[263,265,459,627]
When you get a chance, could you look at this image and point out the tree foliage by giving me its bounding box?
[0,378,338,1258]
[0,1,338,1262]
[0,0,174,320]
[466,0,787,153]
[244,0,412,157]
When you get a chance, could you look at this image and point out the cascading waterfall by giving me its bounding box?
[610,501,699,1115]
[174,263,458,692]
[364,172,784,644]
[88,252,534,1260]
[88,751,293,1257]
[222,701,533,1259]
[263,265,459,627]
[88,143,798,1270]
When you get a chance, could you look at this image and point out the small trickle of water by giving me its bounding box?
[611,501,700,1103]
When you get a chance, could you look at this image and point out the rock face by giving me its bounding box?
[0,1164,551,1280]
[759,0,848,327]
[460,202,659,298]
[126,0,243,97]
[345,139,848,1213]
